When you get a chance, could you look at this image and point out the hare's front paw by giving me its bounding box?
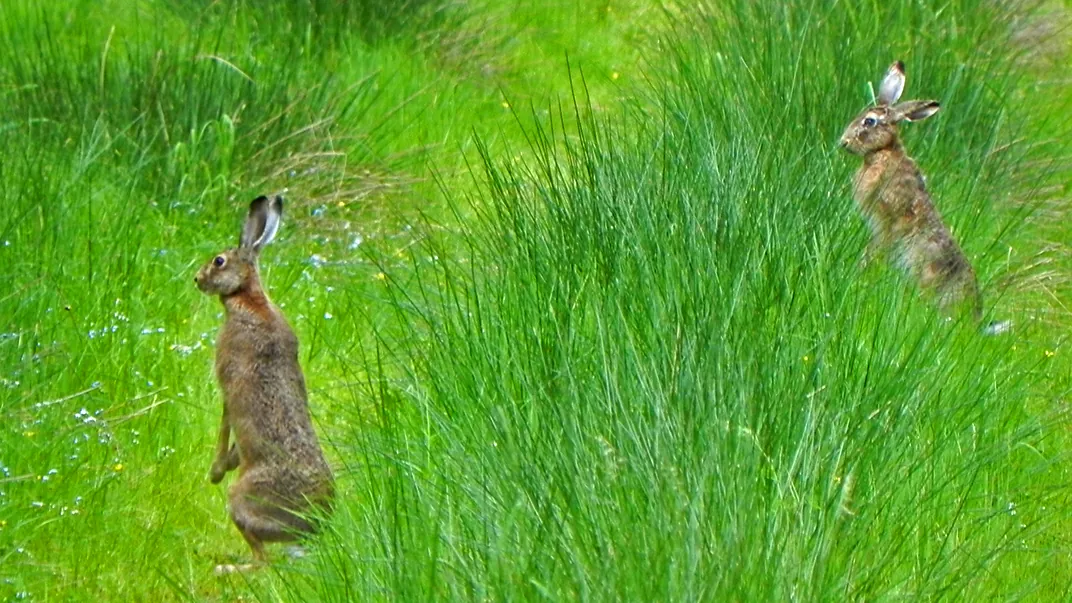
[209,444,240,483]
[209,461,228,484]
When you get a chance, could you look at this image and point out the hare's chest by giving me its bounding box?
[214,331,241,395]
[852,164,887,210]
[213,324,259,395]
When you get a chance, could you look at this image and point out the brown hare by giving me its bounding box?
[840,60,997,328]
[194,195,334,573]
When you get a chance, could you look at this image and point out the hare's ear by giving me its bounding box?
[240,195,284,251]
[876,61,906,106]
[891,100,940,123]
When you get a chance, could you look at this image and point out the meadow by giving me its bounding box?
[1,0,1071,600]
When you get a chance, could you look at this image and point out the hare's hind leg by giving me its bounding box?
[227,474,311,560]
[230,496,298,555]
[927,257,981,322]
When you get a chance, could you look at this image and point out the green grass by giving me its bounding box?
[2,0,1072,600]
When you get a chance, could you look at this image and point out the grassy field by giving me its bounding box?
[1,0,1071,600]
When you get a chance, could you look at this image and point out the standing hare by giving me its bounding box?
[195,195,334,573]
[840,60,992,326]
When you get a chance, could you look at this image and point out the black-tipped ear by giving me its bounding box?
[240,195,282,251]
[876,61,906,106]
[892,100,940,123]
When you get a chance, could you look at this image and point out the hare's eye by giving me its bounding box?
[862,117,877,127]
[213,256,226,268]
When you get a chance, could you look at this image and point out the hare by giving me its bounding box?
[194,195,334,573]
[839,60,985,323]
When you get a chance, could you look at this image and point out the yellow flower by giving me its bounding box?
[611,72,620,80]
[336,201,346,208]
[113,463,124,472]
[374,272,387,281]
[802,355,810,362]
[23,431,34,438]
[501,101,510,109]
[1045,350,1056,358]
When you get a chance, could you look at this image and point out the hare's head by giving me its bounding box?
[195,195,283,296]
[840,61,940,156]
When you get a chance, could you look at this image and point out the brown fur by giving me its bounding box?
[840,61,982,321]
[194,196,334,567]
